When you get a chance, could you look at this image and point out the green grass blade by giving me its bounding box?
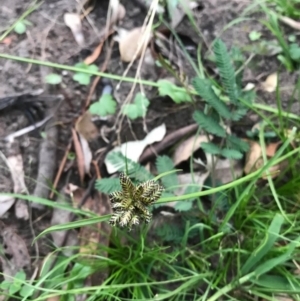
[254,236,300,277]
[240,213,284,275]
[34,216,110,242]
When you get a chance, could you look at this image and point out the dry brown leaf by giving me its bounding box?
[244,141,285,179]
[14,199,29,220]
[0,224,31,269]
[244,141,262,174]
[0,36,14,46]
[51,186,78,256]
[68,184,112,256]
[84,1,124,65]
[84,28,115,65]
[75,111,98,141]
[118,27,151,62]
[206,155,244,183]
[261,72,278,92]
[109,1,126,25]
[84,42,104,65]
[243,82,255,91]
[171,1,200,28]
[173,134,211,166]
[105,124,166,174]
[5,154,29,219]
[72,128,85,184]
[64,13,85,46]
[7,154,27,194]
[175,171,210,199]
[266,142,281,157]
[79,134,92,176]
[0,195,15,217]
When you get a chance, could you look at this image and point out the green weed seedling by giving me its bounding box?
[14,19,32,35]
[157,79,192,103]
[268,0,300,19]
[249,30,262,41]
[45,73,62,85]
[122,92,150,120]
[0,270,31,297]
[89,93,117,117]
[192,39,253,159]
[72,62,98,85]
[260,8,300,71]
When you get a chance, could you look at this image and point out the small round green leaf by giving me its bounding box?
[14,21,26,34]
[73,73,91,85]
[45,73,62,85]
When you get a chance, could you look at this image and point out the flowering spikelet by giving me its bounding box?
[109,173,164,230]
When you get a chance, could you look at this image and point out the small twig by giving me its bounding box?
[49,139,72,199]
[3,115,53,142]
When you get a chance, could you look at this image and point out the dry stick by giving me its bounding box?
[34,16,60,204]
[49,35,114,198]
[139,123,198,163]
[49,140,72,199]
[114,0,159,143]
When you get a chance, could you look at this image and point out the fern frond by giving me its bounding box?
[193,111,226,137]
[156,223,183,243]
[156,156,178,191]
[106,151,153,182]
[213,39,239,105]
[175,200,193,212]
[200,142,222,155]
[230,107,248,121]
[192,78,232,119]
[227,135,249,152]
[241,90,256,105]
[221,148,243,159]
[95,178,121,194]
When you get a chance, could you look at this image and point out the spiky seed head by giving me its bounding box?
[140,180,156,198]
[119,210,133,227]
[109,191,123,203]
[109,213,122,226]
[119,173,135,199]
[131,214,140,226]
[134,200,150,216]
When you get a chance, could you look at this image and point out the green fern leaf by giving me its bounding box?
[193,111,226,137]
[230,107,248,121]
[156,156,178,191]
[227,135,249,152]
[213,39,239,105]
[241,90,256,105]
[175,185,199,211]
[230,46,245,90]
[106,151,152,182]
[192,78,232,119]
[156,223,183,243]
[201,142,222,155]
[175,200,193,212]
[95,178,121,193]
[221,148,243,159]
